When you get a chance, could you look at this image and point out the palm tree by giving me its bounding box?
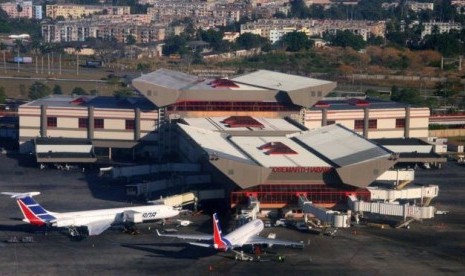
[14,38,23,72]
[75,44,82,75]
[39,42,53,75]
[0,42,6,73]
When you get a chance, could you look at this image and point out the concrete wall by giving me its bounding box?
[430,129,465,137]
[18,104,159,153]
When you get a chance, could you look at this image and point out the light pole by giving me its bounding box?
[16,40,20,72]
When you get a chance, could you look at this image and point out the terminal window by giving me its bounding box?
[125,119,135,130]
[368,119,377,129]
[94,118,104,129]
[47,117,57,128]
[79,118,88,128]
[354,120,364,129]
[396,118,405,128]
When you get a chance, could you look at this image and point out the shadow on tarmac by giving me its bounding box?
[121,242,217,259]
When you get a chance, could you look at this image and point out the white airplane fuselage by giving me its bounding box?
[48,205,179,228]
[223,219,264,247]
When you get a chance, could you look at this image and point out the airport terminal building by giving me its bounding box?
[17,69,434,208]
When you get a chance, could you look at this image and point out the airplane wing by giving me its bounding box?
[156,229,211,241]
[243,235,304,248]
[85,219,114,236]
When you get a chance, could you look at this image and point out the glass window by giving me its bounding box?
[94,118,104,129]
[396,118,405,128]
[354,120,364,129]
[78,118,88,128]
[47,117,57,128]
[368,119,377,129]
[125,119,135,130]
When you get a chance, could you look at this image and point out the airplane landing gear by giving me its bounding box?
[68,226,80,237]
[123,223,140,235]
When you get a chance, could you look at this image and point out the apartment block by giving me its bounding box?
[241,19,386,42]
[0,0,33,19]
[45,4,130,20]
[41,18,165,43]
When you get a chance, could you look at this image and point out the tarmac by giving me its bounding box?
[0,153,464,275]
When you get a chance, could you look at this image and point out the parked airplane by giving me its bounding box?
[2,191,179,236]
[157,213,304,251]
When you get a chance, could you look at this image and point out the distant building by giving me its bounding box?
[41,19,166,43]
[0,0,33,19]
[421,21,462,38]
[241,19,386,42]
[222,31,240,42]
[32,5,42,20]
[45,4,130,20]
[406,1,434,12]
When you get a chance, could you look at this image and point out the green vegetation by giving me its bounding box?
[280,31,313,52]
[72,87,87,95]
[220,50,337,73]
[28,81,51,100]
[113,87,134,98]
[53,84,63,95]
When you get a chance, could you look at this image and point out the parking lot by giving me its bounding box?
[0,153,464,275]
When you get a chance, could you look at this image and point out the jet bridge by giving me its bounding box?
[297,194,350,228]
[347,195,436,220]
[238,194,260,220]
[367,185,439,203]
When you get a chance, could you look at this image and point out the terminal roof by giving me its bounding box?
[135,68,264,91]
[22,96,156,110]
[231,70,333,91]
[182,117,302,133]
[294,124,392,167]
[310,98,412,110]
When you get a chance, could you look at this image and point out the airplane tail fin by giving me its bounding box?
[1,192,56,226]
[212,213,229,251]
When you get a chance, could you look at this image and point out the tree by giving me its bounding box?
[236,33,268,50]
[326,30,367,51]
[198,29,224,51]
[113,87,134,98]
[391,87,423,105]
[71,87,87,95]
[162,35,187,56]
[126,34,136,45]
[53,84,63,95]
[28,81,51,100]
[136,63,150,71]
[280,31,313,52]
[289,0,311,18]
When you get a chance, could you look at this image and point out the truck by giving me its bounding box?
[11,57,32,64]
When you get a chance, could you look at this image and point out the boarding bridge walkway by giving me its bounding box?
[367,185,439,203]
[150,189,225,208]
[347,195,436,220]
[239,195,260,220]
[100,163,201,180]
[298,194,350,228]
